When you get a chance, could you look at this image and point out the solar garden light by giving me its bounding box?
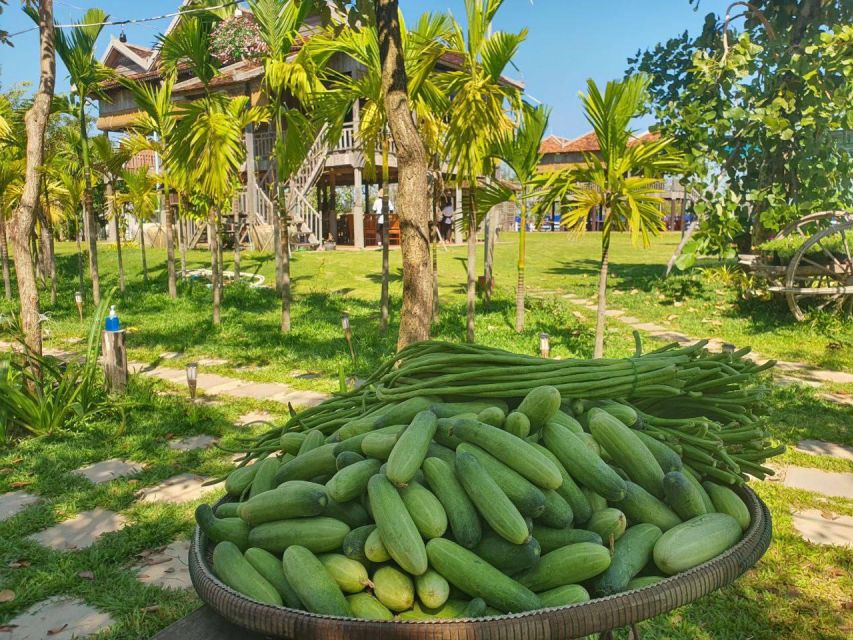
[186,362,198,400]
[539,332,551,358]
[74,291,83,322]
[341,312,355,363]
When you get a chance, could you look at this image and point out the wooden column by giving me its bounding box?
[102,330,128,392]
[245,123,257,223]
[353,167,364,248]
[454,185,463,243]
[329,172,337,241]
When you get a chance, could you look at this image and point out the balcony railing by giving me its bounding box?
[252,124,393,162]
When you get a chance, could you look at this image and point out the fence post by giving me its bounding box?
[102,329,128,393]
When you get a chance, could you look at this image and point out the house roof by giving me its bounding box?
[539,130,661,155]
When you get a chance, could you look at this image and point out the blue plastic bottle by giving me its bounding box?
[105,305,121,332]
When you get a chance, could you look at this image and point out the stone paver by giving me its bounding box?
[29,508,127,551]
[72,458,145,484]
[795,440,853,462]
[198,357,228,366]
[168,435,218,451]
[0,491,40,521]
[235,411,273,426]
[134,540,192,590]
[792,509,853,547]
[780,466,853,500]
[3,596,114,640]
[138,474,215,503]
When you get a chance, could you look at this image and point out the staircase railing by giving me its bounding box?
[285,123,330,242]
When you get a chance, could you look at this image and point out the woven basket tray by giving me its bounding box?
[189,486,772,639]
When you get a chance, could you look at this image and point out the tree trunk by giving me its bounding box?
[76,215,85,296]
[176,195,187,280]
[665,220,698,277]
[217,209,225,298]
[209,208,221,325]
[594,235,610,359]
[279,186,291,333]
[376,0,432,350]
[111,189,125,292]
[379,135,390,332]
[0,211,11,299]
[11,0,55,358]
[139,220,149,285]
[431,177,439,319]
[232,204,241,282]
[37,197,56,305]
[515,195,527,332]
[483,208,494,304]
[80,108,100,305]
[466,188,477,342]
[165,193,177,298]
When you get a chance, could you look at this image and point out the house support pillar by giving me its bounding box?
[353,167,364,248]
[329,172,337,241]
[245,123,257,223]
[454,185,463,244]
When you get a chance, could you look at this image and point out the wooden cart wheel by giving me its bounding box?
[784,220,853,321]
[776,210,853,240]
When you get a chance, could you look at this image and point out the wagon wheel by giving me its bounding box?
[784,220,853,321]
[776,210,853,240]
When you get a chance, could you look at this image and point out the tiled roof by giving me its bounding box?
[540,130,661,155]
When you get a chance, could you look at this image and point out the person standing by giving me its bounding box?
[440,197,455,241]
[373,188,394,245]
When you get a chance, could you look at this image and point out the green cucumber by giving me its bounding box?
[473,530,541,575]
[373,565,415,612]
[248,457,280,498]
[663,471,708,520]
[516,385,562,432]
[586,508,627,542]
[456,452,530,545]
[247,517,350,554]
[332,424,405,456]
[426,538,542,613]
[477,406,506,427]
[367,474,428,575]
[703,482,751,531]
[244,547,303,608]
[611,481,682,531]
[582,488,608,513]
[517,542,612,592]
[282,545,351,616]
[274,443,337,484]
[361,431,400,460]
[539,584,590,607]
[531,526,603,554]
[195,504,250,550]
[346,593,393,620]
[239,480,327,526]
[429,400,508,418]
[548,410,584,435]
[386,410,438,487]
[400,481,448,539]
[456,443,546,518]
[422,457,482,549]
[537,489,573,529]
[588,408,665,498]
[322,497,370,528]
[326,458,382,503]
[592,523,663,596]
[533,443,592,524]
[225,464,258,497]
[434,419,464,449]
[342,524,375,564]
[425,442,456,467]
[504,411,531,438]
[280,431,306,455]
[634,431,683,472]
[461,597,487,618]
[215,502,241,518]
[298,429,325,455]
[653,513,742,575]
[334,396,440,441]
[212,541,282,606]
[397,599,470,620]
[415,569,450,609]
[626,575,665,590]
[364,527,391,562]
[683,465,716,512]
[543,422,627,501]
[450,418,562,489]
[596,400,639,427]
[335,450,365,470]
[318,553,372,593]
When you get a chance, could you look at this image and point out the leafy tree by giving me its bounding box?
[54,7,112,305]
[90,135,131,292]
[440,0,524,342]
[477,102,550,332]
[544,76,683,358]
[629,0,853,259]
[116,168,158,285]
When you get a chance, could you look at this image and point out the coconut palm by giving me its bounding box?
[116,167,159,285]
[90,135,131,292]
[440,0,525,342]
[546,75,683,357]
[54,8,113,305]
[476,102,550,332]
[249,0,317,332]
[308,11,448,332]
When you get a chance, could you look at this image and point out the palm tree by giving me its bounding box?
[55,7,113,306]
[120,74,180,297]
[308,11,448,333]
[117,167,158,285]
[90,135,131,292]
[547,76,683,357]
[249,0,317,333]
[440,0,525,342]
[0,158,21,300]
[477,102,550,332]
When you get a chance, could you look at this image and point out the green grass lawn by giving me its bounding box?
[0,234,851,638]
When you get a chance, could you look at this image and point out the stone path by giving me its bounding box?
[134,540,193,590]
[72,459,145,484]
[792,510,853,547]
[777,466,853,500]
[0,491,40,522]
[168,435,218,452]
[795,440,853,462]
[138,474,215,504]
[28,508,128,552]
[2,596,114,640]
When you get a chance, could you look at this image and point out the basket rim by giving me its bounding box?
[189,484,772,637]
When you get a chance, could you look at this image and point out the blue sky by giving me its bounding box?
[0,0,728,137]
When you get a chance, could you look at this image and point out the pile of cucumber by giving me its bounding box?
[198,371,775,620]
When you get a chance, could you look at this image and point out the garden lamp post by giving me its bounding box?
[74,291,84,322]
[341,312,355,363]
[540,333,551,358]
[186,362,198,401]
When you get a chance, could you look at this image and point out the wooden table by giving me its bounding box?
[154,606,268,639]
